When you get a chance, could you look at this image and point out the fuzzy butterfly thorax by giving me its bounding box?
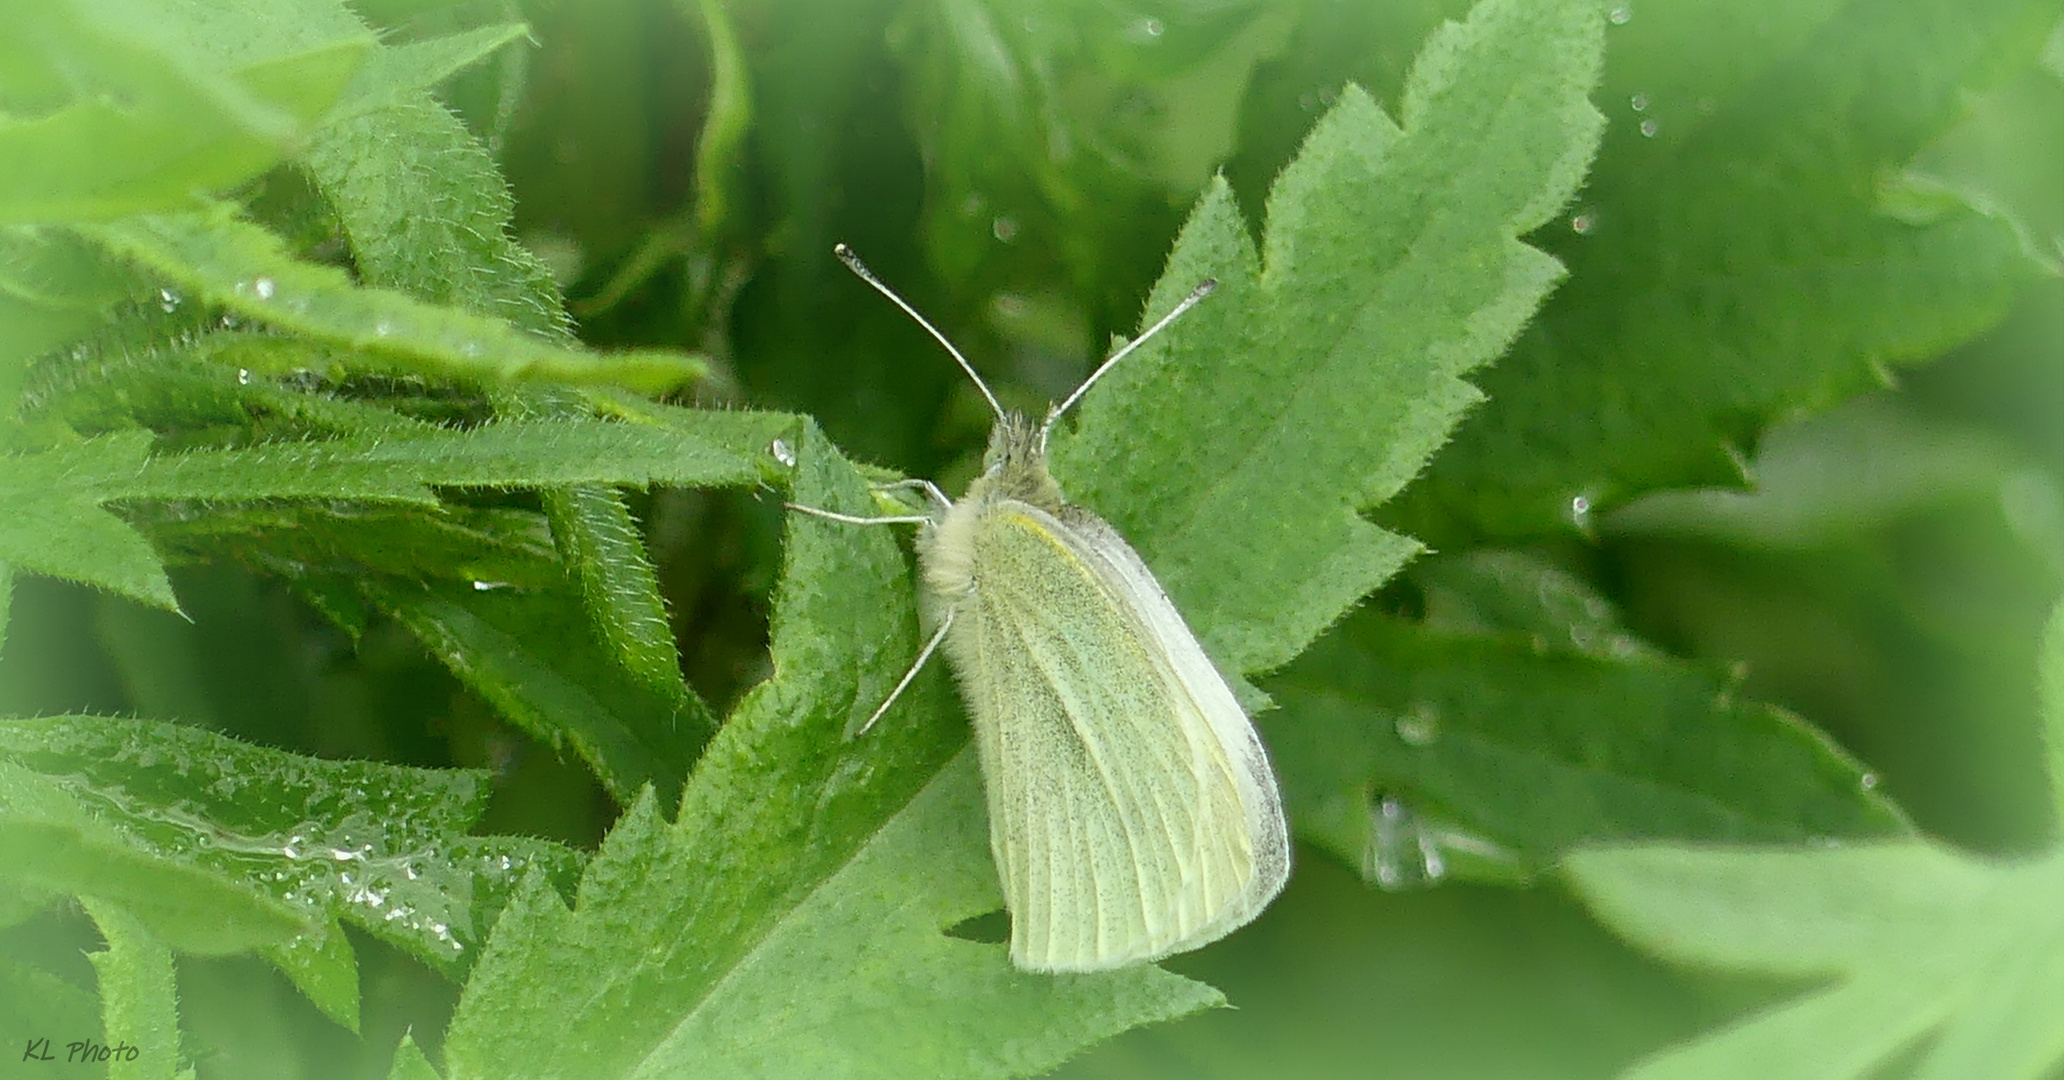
[920,412,1062,604]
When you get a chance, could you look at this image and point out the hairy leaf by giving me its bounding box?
[82,899,183,1080]
[0,715,581,980]
[1390,0,2055,540]
[0,2,369,224]
[80,210,702,393]
[1051,0,1605,675]
[1567,841,2064,1080]
[443,424,1217,1079]
[1265,552,1908,886]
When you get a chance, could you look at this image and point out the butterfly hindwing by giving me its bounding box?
[942,499,1289,972]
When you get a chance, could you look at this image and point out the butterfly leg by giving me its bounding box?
[783,503,933,526]
[848,606,956,738]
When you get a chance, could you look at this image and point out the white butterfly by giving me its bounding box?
[794,246,1290,972]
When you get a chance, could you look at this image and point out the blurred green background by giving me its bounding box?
[4,0,2061,1076]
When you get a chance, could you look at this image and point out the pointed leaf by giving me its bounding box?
[0,715,580,978]
[444,424,1217,1079]
[1393,0,2054,540]
[83,899,184,1080]
[1566,841,2064,1080]
[79,210,703,393]
[0,3,370,223]
[1052,0,1606,674]
[1265,552,1906,884]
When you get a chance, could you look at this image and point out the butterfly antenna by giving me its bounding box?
[1041,277,1215,444]
[834,243,1006,423]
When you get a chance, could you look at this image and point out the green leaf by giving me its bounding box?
[0,418,765,610]
[258,918,360,1033]
[0,2,371,224]
[0,950,104,1051]
[1050,0,1605,675]
[0,715,581,979]
[388,1032,442,1080]
[2041,597,2064,829]
[0,755,312,955]
[1565,841,2064,1080]
[893,0,1292,314]
[304,100,570,338]
[82,899,184,1080]
[538,481,700,715]
[0,227,138,436]
[335,22,535,120]
[1605,397,2021,551]
[79,210,703,393]
[0,432,178,608]
[443,424,1217,1079]
[1264,552,1909,886]
[1391,0,2054,541]
[363,576,707,808]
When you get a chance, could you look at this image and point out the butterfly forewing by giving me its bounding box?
[942,499,1289,972]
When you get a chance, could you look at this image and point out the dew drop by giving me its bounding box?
[1629,92,1649,112]
[1570,209,1598,235]
[769,438,796,467]
[1570,494,1593,524]
[374,318,395,337]
[253,276,276,301]
[1859,772,1878,791]
[1365,796,1447,891]
[236,369,251,385]
[158,288,182,312]
[1608,6,1632,25]
[1639,119,1659,138]
[991,216,1020,243]
[1138,17,1164,38]
[1394,703,1441,748]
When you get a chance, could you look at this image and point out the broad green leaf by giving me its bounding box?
[1605,397,2021,551]
[1264,552,1908,886]
[335,22,535,120]
[0,562,12,657]
[388,1033,441,1080]
[139,503,564,600]
[24,331,437,444]
[1566,841,2064,1080]
[0,2,370,224]
[82,899,183,1080]
[0,418,765,610]
[893,0,1293,316]
[0,228,138,440]
[258,918,359,1033]
[537,479,699,712]
[79,210,704,393]
[0,432,178,608]
[303,97,568,340]
[363,576,707,808]
[443,423,1217,1079]
[1051,0,1605,676]
[1905,54,2064,273]
[2041,598,2064,827]
[298,18,693,720]
[1390,0,2054,541]
[0,756,314,954]
[0,951,104,1054]
[0,715,581,979]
